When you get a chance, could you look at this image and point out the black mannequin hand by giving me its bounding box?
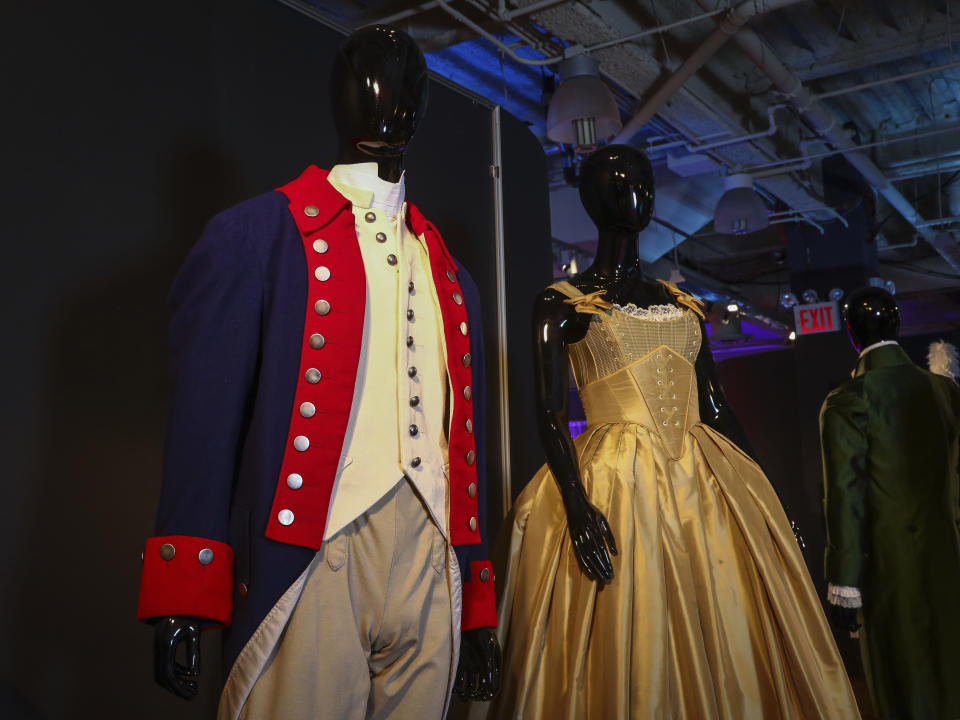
[454,627,502,701]
[154,615,202,699]
[828,604,861,635]
[562,484,617,584]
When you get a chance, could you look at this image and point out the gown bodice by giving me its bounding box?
[551,281,703,459]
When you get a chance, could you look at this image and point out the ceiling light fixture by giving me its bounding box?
[713,173,769,236]
[780,291,798,309]
[546,55,622,154]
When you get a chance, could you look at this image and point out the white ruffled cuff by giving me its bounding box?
[827,583,862,608]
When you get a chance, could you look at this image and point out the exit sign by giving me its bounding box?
[793,301,840,335]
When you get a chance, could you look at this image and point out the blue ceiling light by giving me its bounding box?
[713,173,769,235]
[546,55,621,154]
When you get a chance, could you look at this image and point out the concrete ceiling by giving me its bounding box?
[296,0,960,333]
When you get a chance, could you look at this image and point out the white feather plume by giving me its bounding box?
[928,340,960,380]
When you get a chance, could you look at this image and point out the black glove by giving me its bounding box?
[454,627,502,701]
[828,603,861,634]
[154,615,202,699]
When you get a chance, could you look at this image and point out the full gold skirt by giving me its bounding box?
[474,422,860,719]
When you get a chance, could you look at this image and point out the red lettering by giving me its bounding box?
[800,309,813,332]
[826,307,834,330]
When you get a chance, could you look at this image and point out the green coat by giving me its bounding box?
[820,344,960,720]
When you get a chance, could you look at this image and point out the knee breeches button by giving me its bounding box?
[294,435,310,451]
[198,548,214,565]
[479,567,490,582]
[278,509,294,526]
[159,543,176,561]
[286,473,303,489]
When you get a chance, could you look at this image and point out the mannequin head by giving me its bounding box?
[330,25,429,180]
[578,145,654,234]
[841,286,900,352]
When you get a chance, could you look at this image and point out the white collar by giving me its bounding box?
[859,339,899,359]
[327,162,406,218]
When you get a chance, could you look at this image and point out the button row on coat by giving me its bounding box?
[158,543,215,565]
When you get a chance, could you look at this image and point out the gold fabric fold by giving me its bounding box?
[473,420,860,719]
[657,278,706,320]
[562,289,614,316]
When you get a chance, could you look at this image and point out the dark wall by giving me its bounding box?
[0,2,550,718]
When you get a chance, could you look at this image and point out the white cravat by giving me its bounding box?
[323,162,450,541]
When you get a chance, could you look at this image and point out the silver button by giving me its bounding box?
[312,238,328,253]
[467,482,477,498]
[159,543,176,561]
[294,435,310,452]
[466,449,475,465]
[198,548,214,565]
[465,418,473,433]
[407,309,415,320]
[479,567,490,582]
[408,281,415,293]
[365,211,376,223]
[278,509,294,526]
[409,424,419,436]
[376,232,387,243]
[446,270,456,282]
[387,254,398,266]
[468,516,478,532]
[286,473,303,490]
[406,336,414,347]
[411,457,421,468]
[305,368,322,384]
[459,322,468,336]
[462,353,471,367]
[304,205,319,217]
[408,366,417,378]
[300,402,316,418]
[463,386,472,400]
[309,333,325,349]
[410,395,420,407]
[314,299,331,315]
[315,266,331,282]
[453,292,463,305]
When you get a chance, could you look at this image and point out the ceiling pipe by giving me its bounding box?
[690,0,960,273]
[611,0,806,145]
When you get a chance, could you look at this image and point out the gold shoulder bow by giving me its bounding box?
[563,289,613,316]
[657,279,706,320]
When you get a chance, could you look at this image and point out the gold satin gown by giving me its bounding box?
[476,282,860,719]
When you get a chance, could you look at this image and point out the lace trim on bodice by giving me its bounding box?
[611,303,686,322]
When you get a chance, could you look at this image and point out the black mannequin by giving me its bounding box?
[841,286,900,353]
[531,144,757,584]
[827,285,901,636]
[155,24,500,704]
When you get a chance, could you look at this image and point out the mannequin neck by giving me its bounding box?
[583,227,641,282]
[336,144,405,183]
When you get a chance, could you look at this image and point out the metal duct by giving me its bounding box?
[691,0,960,273]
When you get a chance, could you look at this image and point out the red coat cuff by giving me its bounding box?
[137,536,234,626]
[461,560,496,630]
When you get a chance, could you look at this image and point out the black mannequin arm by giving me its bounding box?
[693,319,758,463]
[154,616,203,700]
[454,627,502,701]
[532,288,617,584]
